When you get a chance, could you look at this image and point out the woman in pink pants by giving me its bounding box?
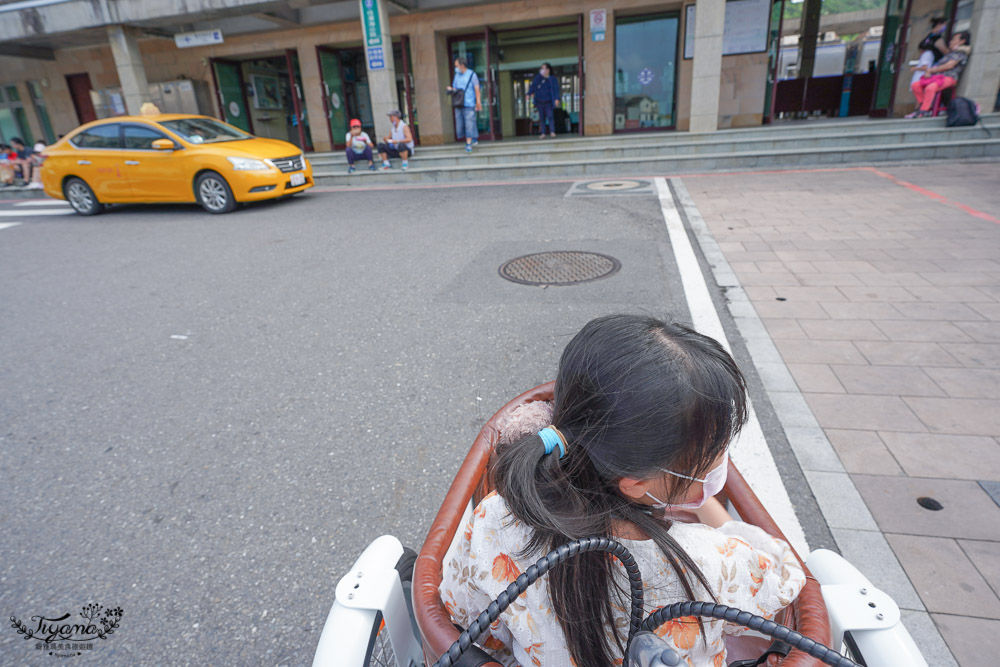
[908,31,972,118]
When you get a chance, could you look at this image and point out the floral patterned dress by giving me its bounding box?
[440,492,805,667]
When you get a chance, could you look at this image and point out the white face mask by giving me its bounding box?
[644,451,729,512]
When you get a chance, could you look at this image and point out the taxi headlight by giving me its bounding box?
[227,156,272,171]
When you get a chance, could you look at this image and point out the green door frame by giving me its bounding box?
[870,0,914,117]
[210,58,254,133]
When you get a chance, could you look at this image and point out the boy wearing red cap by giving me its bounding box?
[345,119,375,174]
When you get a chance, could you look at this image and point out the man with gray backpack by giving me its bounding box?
[447,57,482,153]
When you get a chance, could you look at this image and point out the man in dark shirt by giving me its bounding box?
[919,18,948,62]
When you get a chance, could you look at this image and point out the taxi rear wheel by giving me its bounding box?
[195,172,237,214]
[63,177,102,216]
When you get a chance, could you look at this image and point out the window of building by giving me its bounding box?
[614,14,680,131]
[0,84,34,145]
[27,81,56,144]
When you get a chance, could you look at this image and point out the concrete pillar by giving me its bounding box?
[797,0,823,79]
[106,25,151,116]
[359,0,399,142]
[690,0,725,132]
[586,9,615,136]
[958,0,1000,111]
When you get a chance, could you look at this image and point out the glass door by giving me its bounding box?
[212,59,252,132]
[870,0,913,117]
[614,13,680,132]
[284,49,313,151]
[0,85,33,145]
[27,81,55,144]
[395,36,418,144]
[763,0,787,123]
[448,34,496,141]
[318,47,350,149]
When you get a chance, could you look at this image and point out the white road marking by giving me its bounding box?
[13,199,70,207]
[655,177,808,555]
[0,222,22,231]
[0,209,73,217]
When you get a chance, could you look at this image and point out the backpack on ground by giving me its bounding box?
[946,96,993,136]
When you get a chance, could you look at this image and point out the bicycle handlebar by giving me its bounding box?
[433,537,860,667]
[431,537,644,667]
[639,601,860,667]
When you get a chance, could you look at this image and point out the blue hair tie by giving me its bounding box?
[538,426,567,459]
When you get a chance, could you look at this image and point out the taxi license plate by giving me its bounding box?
[289,172,306,187]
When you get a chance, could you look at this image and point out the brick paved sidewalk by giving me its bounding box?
[684,162,1000,667]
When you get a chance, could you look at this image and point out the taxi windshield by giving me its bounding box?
[158,118,251,144]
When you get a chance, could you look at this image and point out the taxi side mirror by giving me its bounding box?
[152,138,177,151]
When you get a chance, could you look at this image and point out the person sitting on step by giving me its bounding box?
[345,118,376,174]
[908,31,972,118]
[377,110,415,172]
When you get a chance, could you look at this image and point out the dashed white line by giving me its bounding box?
[0,222,23,231]
[13,199,70,207]
[654,177,808,555]
[0,209,73,217]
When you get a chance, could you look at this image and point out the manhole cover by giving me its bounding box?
[566,179,655,197]
[499,251,621,286]
[585,179,644,191]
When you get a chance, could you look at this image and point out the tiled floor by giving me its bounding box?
[685,162,1000,667]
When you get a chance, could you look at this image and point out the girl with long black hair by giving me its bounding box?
[440,315,805,666]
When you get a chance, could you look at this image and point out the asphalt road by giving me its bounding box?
[0,183,827,666]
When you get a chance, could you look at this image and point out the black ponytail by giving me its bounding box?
[490,315,748,667]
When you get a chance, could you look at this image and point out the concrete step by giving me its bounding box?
[310,123,999,169]
[0,185,49,200]
[312,137,1000,187]
[309,113,1000,163]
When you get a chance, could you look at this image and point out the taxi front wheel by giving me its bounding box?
[63,177,102,216]
[195,172,237,214]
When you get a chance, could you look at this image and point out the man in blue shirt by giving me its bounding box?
[447,57,482,153]
[528,62,561,139]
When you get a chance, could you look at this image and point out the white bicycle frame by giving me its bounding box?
[806,549,927,666]
[314,537,927,667]
[312,535,423,667]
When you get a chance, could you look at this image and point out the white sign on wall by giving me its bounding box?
[684,0,771,59]
[590,9,607,42]
[174,29,224,49]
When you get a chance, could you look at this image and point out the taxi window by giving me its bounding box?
[159,118,250,144]
[71,124,122,149]
[123,125,170,150]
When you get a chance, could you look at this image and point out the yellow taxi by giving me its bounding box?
[41,113,313,215]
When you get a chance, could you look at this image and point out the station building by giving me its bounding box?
[0,0,996,153]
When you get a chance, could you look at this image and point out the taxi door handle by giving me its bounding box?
[77,160,91,165]
[125,160,140,165]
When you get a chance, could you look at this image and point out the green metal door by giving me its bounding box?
[213,60,251,132]
[319,49,349,148]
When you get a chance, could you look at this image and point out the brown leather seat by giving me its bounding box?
[413,382,831,666]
